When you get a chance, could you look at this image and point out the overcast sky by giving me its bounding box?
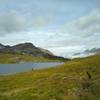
[0,0,100,57]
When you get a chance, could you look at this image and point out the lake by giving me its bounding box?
[0,62,63,75]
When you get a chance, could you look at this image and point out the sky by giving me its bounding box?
[0,0,100,57]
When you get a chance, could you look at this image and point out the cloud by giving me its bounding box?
[0,0,99,57]
[61,9,100,37]
[0,12,27,34]
[48,45,86,57]
[0,12,54,36]
[32,14,54,28]
[42,9,100,52]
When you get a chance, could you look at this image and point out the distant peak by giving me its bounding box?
[0,43,4,46]
[0,43,5,49]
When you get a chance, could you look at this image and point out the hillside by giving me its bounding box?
[0,54,100,100]
[0,53,65,63]
[0,43,67,63]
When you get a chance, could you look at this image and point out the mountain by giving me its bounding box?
[0,43,67,61]
[84,48,100,54]
[0,43,6,49]
[38,47,54,56]
[73,48,100,58]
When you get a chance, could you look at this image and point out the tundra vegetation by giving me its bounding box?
[0,54,100,100]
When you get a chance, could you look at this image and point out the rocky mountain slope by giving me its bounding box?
[0,43,67,61]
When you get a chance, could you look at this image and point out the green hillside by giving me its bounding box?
[0,53,66,63]
[0,54,100,100]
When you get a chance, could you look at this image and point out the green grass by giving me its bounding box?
[0,53,64,63]
[0,54,100,100]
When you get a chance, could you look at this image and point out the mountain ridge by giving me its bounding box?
[0,42,67,61]
[73,48,100,58]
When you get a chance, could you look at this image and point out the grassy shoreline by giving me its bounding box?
[0,54,100,100]
[0,53,66,64]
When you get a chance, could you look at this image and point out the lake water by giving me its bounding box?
[0,62,63,75]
